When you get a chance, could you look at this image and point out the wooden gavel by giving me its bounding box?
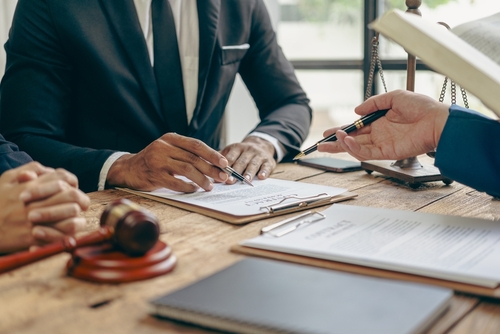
[0,198,160,274]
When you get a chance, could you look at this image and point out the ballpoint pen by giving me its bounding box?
[221,166,254,187]
[293,109,389,160]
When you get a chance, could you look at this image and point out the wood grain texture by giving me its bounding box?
[0,163,497,334]
[417,187,500,220]
[426,294,479,334]
[450,300,500,334]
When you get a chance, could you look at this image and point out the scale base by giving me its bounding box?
[361,159,453,188]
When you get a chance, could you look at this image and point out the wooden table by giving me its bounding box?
[1,156,499,334]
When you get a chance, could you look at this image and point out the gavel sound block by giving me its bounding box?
[0,199,176,283]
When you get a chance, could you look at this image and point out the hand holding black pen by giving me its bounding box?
[293,109,389,160]
[220,166,254,187]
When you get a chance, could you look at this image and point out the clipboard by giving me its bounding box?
[231,244,500,297]
[118,188,357,224]
[231,209,500,298]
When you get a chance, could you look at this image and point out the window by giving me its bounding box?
[276,0,500,148]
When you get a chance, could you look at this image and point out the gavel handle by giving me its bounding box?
[0,227,114,274]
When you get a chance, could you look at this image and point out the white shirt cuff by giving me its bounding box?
[98,152,130,191]
[246,132,286,162]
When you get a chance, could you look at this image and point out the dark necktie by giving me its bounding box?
[151,0,188,134]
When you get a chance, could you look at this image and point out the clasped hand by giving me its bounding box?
[0,162,90,254]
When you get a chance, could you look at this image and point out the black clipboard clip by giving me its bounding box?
[259,193,332,214]
[261,211,326,237]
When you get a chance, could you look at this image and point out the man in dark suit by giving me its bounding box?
[318,90,500,198]
[0,0,311,193]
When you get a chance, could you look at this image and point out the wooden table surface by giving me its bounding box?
[1,156,499,334]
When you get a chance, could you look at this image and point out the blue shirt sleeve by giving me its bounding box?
[435,105,500,198]
[0,134,32,175]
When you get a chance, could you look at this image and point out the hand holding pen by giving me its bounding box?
[294,109,389,160]
[314,90,452,162]
[220,166,254,187]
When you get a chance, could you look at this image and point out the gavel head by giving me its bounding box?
[100,199,160,256]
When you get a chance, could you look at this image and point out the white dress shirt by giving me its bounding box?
[98,0,285,190]
[135,0,198,122]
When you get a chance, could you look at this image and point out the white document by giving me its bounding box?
[241,204,500,287]
[140,178,347,217]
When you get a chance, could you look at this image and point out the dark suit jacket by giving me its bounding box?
[435,105,500,198]
[0,0,311,192]
[0,134,32,174]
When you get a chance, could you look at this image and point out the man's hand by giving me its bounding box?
[220,136,276,184]
[0,162,90,254]
[2,161,56,183]
[317,90,450,161]
[107,133,230,192]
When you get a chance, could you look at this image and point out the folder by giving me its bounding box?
[232,244,500,297]
[118,178,356,224]
[232,204,500,297]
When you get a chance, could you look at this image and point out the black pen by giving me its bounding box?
[293,109,389,160]
[221,166,254,187]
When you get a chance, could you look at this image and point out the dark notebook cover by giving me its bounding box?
[150,258,452,334]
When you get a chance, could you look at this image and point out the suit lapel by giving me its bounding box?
[191,0,220,130]
[99,0,162,119]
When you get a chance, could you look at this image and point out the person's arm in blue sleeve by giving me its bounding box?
[435,105,500,198]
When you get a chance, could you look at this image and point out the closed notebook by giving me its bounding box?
[150,258,452,334]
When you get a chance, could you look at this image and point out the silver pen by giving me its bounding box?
[221,166,254,187]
